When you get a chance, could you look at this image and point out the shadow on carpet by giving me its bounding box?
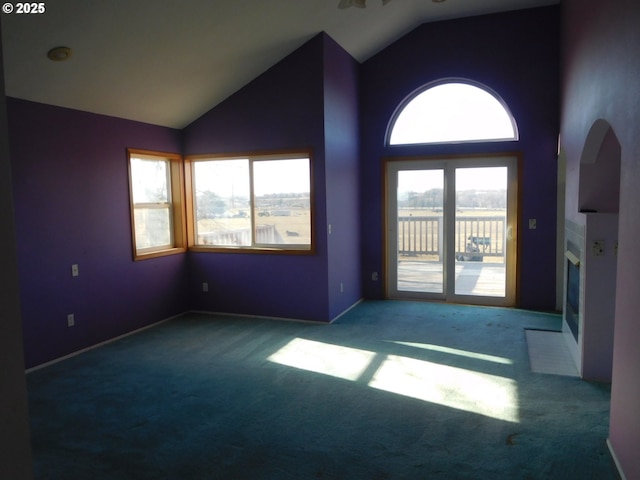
[27,301,619,479]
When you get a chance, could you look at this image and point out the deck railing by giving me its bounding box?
[398,216,443,257]
[398,215,505,260]
[198,224,280,245]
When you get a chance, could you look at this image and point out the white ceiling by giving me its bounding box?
[1,0,559,129]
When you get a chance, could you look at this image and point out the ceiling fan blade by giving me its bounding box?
[338,0,390,9]
[338,0,367,8]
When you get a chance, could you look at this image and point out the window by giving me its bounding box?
[388,80,518,145]
[186,152,312,253]
[127,149,186,260]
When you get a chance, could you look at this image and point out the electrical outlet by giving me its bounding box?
[372,272,379,281]
[592,241,605,256]
[528,219,537,230]
[340,282,344,293]
[71,264,79,277]
[202,282,208,292]
[67,314,75,327]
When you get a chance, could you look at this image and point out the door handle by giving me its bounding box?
[506,225,514,240]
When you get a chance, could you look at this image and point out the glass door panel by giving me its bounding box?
[387,156,517,307]
[396,169,444,294]
[454,167,507,297]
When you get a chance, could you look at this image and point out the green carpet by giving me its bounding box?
[27,301,619,479]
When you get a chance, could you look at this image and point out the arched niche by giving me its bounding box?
[578,119,621,213]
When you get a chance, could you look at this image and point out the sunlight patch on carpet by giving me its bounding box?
[268,337,519,423]
[368,354,519,423]
[268,338,376,381]
[525,330,579,377]
[387,341,513,365]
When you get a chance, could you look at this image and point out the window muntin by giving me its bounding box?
[188,153,312,252]
[388,81,518,146]
[128,149,186,260]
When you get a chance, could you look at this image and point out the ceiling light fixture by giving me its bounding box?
[47,46,72,62]
[338,0,391,9]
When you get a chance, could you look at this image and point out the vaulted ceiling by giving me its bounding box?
[1,0,558,129]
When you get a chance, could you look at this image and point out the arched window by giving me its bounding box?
[388,80,518,146]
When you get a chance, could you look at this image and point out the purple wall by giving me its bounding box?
[561,1,640,477]
[323,35,362,319]
[9,32,363,371]
[183,34,363,322]
[182,35,331,322]
[359,7,560,310]
[8,99,189,368]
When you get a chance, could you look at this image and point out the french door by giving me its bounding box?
[386,156,518,306]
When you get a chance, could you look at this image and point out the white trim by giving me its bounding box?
[607,438,627,480]
[191,310,323,325]
[25,312,185,374]
[190,299,364,326]
[329,298,364,323]
[188,309,330,324]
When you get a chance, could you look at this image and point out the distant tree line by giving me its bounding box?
[400,188,506,209]
[195,190,310,219]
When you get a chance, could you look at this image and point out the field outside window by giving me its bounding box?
[188,153,312,252]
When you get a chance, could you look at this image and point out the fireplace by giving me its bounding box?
[563,214,618,381]
[565,252,580,341]
[563,219,584,375]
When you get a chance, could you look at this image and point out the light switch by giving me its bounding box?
[528,219,537,229]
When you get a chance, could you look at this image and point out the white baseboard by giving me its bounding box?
[607,438,627,480]
[25,312,186,374]
[329,298,364,323]
[191,298,364,325]
[26,300,366,373]
[189,309,331,324]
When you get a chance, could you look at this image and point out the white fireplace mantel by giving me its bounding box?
[563,213,618,382]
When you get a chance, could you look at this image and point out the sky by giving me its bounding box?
[193,157,310,198]
[389,82,517,145]
[398,166,507,194]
